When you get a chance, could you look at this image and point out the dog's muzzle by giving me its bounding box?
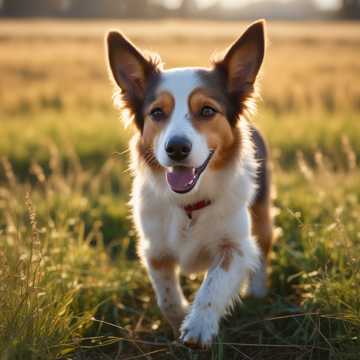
[165,151,214,194]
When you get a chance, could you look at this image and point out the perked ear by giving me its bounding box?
[106,31,159,129]
[107,31,156,95]
[216,20,265,93]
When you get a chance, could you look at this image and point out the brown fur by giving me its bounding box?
[107,31,161,131]
[150,254,176,270]
[219,241,244,272]
[142,92,174,150]
[136,91,175,171]
[189,89,242,170]
[183,246,212,274]
[212,20,265,125]
[251,201,272,259]
[249,126,273,259]
[136,142,162,170]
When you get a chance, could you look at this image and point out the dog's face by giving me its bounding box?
[107,21,265,194]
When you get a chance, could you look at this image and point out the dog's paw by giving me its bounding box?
[164,304,190,337]
[179,310,219,349]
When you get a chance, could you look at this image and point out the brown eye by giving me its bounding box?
[150,107,165,121]
[200,106,217,118]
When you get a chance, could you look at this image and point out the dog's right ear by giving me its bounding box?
[215,20,265,94]
[106,31,159,129]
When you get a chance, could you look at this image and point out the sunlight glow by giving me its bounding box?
[193,0,340,10]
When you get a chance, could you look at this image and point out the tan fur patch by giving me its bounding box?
[183,246,212,274]
[149,254,176,270]
[189,89,241,170]
[138,91,174,170]
[251,201,273,259]
[142,91,174,147]
[219,241,243,272]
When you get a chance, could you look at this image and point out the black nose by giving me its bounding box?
[165,136,192,161]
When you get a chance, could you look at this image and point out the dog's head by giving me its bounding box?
[107,20,265,195]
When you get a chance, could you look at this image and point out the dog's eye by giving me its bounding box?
[150,107,165,121]
[200,106,217,118]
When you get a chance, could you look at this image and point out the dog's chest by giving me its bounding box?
[167,208,227,274]
[133,164,254,274]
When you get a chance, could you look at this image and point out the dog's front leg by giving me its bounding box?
[180,242,259,348]
[146,257,189,335]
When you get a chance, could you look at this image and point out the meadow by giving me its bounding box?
[0,19,359,359]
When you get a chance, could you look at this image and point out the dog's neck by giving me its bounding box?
[183,199,212,219]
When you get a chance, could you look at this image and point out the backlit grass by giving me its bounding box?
[0,19,359,359]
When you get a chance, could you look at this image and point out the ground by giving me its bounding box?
[0,19,359,360]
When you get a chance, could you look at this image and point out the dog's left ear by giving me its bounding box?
[107,31,157,96]
[215,20,265,93]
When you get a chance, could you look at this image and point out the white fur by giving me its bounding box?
[129,65,262,346]
[147,264,189,333]
[180,246,258,346]
[155,68,210,171]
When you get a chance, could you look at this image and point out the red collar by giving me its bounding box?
[183,200,212,219]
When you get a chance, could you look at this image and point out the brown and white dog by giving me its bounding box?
[106,20,272,348]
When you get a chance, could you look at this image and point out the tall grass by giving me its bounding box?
[0,20,359,359]
[1,133,359,359]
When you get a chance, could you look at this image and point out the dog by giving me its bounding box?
[106,19,272,348]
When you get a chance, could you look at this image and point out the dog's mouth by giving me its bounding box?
[165,151,214,194]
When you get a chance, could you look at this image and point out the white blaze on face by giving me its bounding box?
[154,68,210,169]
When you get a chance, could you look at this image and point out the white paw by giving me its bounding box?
[179,309,219,349]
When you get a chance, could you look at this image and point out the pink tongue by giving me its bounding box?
[166,167,196,192]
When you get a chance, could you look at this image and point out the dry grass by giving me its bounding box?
[1,20,359,114]
[0,19,359,359]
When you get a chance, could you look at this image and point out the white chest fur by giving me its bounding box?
[131,148,257,275]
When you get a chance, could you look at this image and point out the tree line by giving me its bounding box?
[0,0,359,19]
[0,0,197,18]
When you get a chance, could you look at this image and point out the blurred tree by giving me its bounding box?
[179,0,197,18]
[340,0,360,18]
[1,0,151,18]
[69,0,151,18]
[122,0,151,18]
[53,0,72,15]
[2,0,31,16]
[2,0,61,16]
[70,0,107,17]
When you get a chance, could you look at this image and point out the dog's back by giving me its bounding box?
[249,125,273,297]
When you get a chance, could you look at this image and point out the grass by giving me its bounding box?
[0,19,359,359]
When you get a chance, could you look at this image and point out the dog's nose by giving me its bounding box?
[165,136,192,161]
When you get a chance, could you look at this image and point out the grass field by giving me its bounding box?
[0,19,360,359]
